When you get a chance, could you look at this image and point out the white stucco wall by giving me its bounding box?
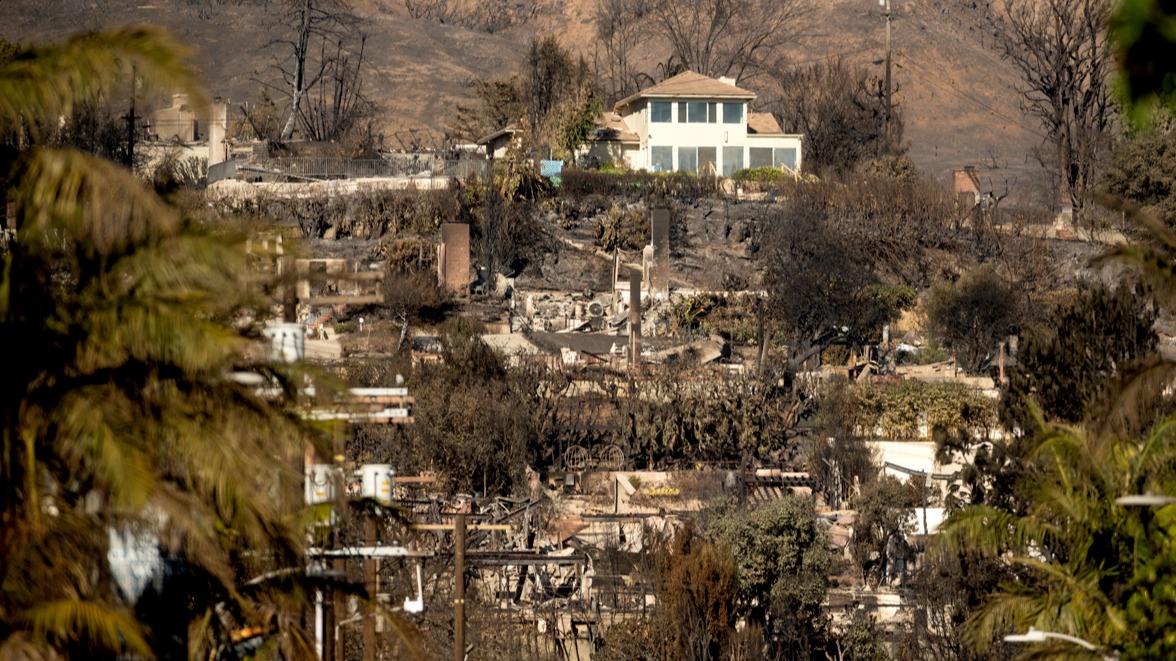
[619,99,803,175]
[578,141,640,169]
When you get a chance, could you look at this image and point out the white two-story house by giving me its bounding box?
[582,70,803,176]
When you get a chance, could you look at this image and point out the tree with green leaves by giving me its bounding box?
[524,36,600,162]
[450,37,600,164]
[1109,0,1176,120]
[1101,121,1176,226]
[942,419,1176,659]
[939,218,1176,660]
[932,14,1176,659]
[704,497,831,658]
[852,476,918,585]
[0,28,406,659]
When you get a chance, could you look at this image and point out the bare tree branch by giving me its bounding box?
[990,0,1115,224]
[650,0,812,81]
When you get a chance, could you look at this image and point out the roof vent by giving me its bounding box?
[718,76,737,86]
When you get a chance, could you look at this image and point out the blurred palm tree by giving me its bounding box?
[941,211,1176,659]
[942,415,1176,658]
[0,27,353,660]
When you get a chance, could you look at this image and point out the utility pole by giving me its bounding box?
[453,512,466,661]
[124,64,137,169]
[880,0,893,153]
[364,517,377,661]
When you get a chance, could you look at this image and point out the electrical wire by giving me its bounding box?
[895,51,1047,140]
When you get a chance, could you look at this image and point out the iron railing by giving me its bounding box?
[247,156,487,181]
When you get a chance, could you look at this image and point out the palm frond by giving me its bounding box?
[941,504,1054,557]
[0,26,202,139]
[15,148,181,258]
[16,599,151,658]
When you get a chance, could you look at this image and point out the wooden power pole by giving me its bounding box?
[453,512,466,661]
[881,0,893,152]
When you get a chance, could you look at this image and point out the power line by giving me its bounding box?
[784,46,878,68]
[895,52,1046,140]
[897,54,1028,129]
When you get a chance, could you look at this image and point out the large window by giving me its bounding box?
[650,101,672,123]
[749,147,773,169]
[722,146,744,176]
[774,147,798,170]
[680,101,718,123]
[651,146,673,172]
[698,147,717,174]
[749,146,800,171]
[677,146,698,173]
[722,102,743,125]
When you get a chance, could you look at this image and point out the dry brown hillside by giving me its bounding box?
[1,0,1047,194]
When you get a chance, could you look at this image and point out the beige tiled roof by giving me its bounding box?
[616,71,756,108]
[591,113,639,143]
[747,112,783,135]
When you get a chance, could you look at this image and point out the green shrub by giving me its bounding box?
[559,169,720,200]
[732,167,790,183]
[845,381,999,439]
[597,160,627,174]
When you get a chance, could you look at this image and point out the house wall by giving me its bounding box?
[619,99,803,175]
[152,98,201,142]
[578,141,640,168]
[487,135,512,159]
[745,135,805,173]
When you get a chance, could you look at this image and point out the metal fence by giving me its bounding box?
[247,155,487,181]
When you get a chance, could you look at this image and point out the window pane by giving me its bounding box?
[708,102,717,124]
[651,146,673,172]
[677,146,698,173]
[723,102,743,125]
[722,146,744,176]
[678,102,687,123]
[687,101,708,123]
[749,147,773,169]
[651,101,672,123]
[698,147,717,174]
[773,148,798,170]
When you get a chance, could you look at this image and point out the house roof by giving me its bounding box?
[616,71,757,109]
[747,112,784,135]
[476,125,521,146]
[590,113,640,143]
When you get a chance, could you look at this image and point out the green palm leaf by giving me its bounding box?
[0,26,202,140]
[16,599,151,658]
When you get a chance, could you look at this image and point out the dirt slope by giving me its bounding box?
[1,0,1044,189]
